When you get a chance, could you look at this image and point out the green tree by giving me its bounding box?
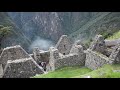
[0,25,13,49]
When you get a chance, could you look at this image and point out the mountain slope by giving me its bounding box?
[0,12,31,51]
[6,12,120,52]
[70,12,120,42]
[69,12,111,40]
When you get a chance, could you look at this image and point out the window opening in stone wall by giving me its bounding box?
[64,45,66,48]
[64,45,67,50]
[63,53,65,55]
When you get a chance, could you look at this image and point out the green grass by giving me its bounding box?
[107,30,120,40]
[33,66,92,78]
[33,64,120,78]
[74,64,120,78]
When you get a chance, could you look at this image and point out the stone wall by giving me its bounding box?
[89,35,107,55]
[85,49,113,70]
[0,45,45,78]
[55,35,73,55]
[109,44,120,64]
[48,44,86,71]
[0,64,3,78]
[55,54,83,69]
[105,38,120,47]
[2,34,120,77]
[47,47,60,71]
[33,47,50,65]
[0,45,30,69]
[2,58,44,78]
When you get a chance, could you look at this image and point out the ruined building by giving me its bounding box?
[32,35,86,72]
[85,35,120,70]
[0,34,120,78]
[0,45,44,78]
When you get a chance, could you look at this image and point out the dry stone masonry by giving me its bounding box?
[85,35,115,70]
[47,37,86,71]
[0,45,44,78]
[0,34,120,78]
[55,35,73,55]
[89,35,107,55]
[0,45,30,70]
[85,49,113,70]
[3,58,44,78]
[109,44,120,64]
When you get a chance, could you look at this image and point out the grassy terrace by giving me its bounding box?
[107,30,120,40]
[33,66,92,78]
[33,64,120,78]
[74,64,120,78]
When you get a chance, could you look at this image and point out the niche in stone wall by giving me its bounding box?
[63,53,65,55]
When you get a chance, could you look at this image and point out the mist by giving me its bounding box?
[29,37,54,51]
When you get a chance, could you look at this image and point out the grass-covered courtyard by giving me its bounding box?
[33,66,92,78]
[33,64,120,78]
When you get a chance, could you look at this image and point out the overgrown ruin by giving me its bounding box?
[0,34,120,78]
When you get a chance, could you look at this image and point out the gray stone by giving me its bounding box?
[0,45,30,69]
[85,49,112,70]
[74,40,87,50]
[89,35,107,55]
[33,47,40,61]
[48,45,86,71]
[0,64,3,78]
[2,58,44,78]
[47,47,60,71]
[109,44,120,64]
[33,47,50,66]
[55,35,73,55]
[105,38,120,47]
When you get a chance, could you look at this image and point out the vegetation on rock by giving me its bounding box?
[107,30,120,40]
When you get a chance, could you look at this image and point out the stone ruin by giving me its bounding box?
[55,35,72,55]
[0,45,44,78]
[32,35,86,72]
[85,35,120,70]
[1,34,120,78]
